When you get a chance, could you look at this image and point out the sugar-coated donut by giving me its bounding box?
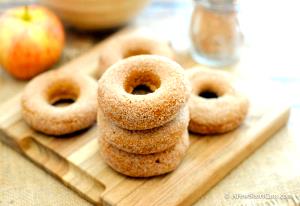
[98,55,190,130]
[21,70,98,135]
[99,130,189,177]
[97,34,174,78]
[98,105,189,154]
[187,68,249,134]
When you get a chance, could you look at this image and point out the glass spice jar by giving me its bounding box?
[190,0,243,67]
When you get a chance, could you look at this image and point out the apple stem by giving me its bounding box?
[23,6,31,21]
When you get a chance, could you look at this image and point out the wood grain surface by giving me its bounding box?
[0,29,290,205]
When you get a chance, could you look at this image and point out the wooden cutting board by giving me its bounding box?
[0,30,290,206]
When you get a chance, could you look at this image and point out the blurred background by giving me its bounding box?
[0,0,300,205]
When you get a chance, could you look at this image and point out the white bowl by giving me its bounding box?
[40,0,150,30]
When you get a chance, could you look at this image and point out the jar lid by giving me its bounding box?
[194,0,239,12]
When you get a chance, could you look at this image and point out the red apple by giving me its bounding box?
[0,5,65,80]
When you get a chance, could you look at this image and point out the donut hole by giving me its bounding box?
[197,83,226,99]
[47,81,80,107]
[124,71,161,95]
[199,90,219,99]
[52,98,75,107]
[132,84,153,95]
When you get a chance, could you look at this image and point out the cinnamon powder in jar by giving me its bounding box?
[190,0,243,67]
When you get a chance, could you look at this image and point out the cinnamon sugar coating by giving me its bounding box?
[98,55,190,130]
[187,68,249,134]
[21,70,97,135]
[99,130,189,177]
[97,34,174,78]
[98,105,189,154]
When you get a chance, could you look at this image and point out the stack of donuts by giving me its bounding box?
[97,55,191,177]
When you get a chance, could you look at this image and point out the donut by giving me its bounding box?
[98,55,190,130]
[99,130,189,177]
[97,34,174,78]
[98,105,189,154]
[187,68,249,134]
[21,70,98,135]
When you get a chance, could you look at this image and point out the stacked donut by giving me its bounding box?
[97,55,191,177]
